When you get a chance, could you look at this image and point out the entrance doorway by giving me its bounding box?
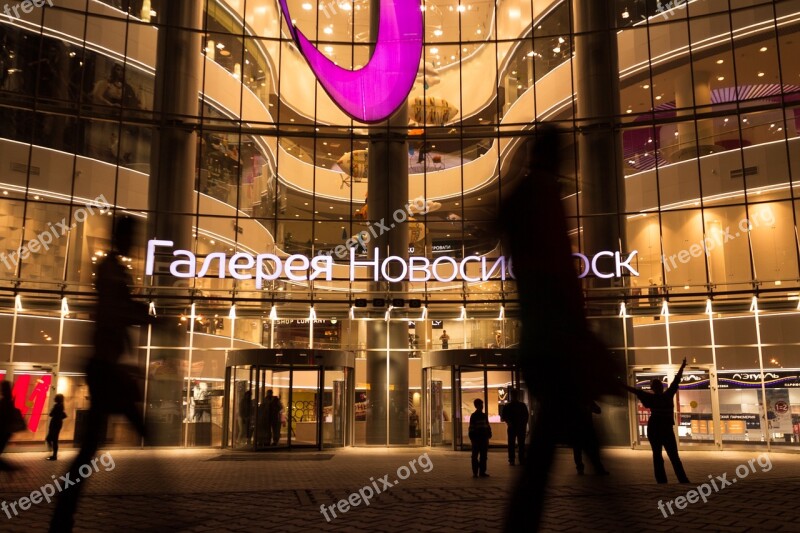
[224,349,354,450]
[422,348,523,450]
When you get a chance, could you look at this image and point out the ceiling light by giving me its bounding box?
[324,46,334,54]
[622,8,629,19]
[324,26,333,35]
[433,29,443,37]
[757,72,765,77]
[760,46,768,52]
[717,76,724,81]
[430,47,438,54]
[642,84,650,89]
[476,28,482,35]
[553,46,561,53]
[302,2,312,10]
[457,5,465,12]
[716,59,724,64]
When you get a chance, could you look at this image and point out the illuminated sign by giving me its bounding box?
[277,0,423,122]
[0,373,51,432]
[146,240,639,285]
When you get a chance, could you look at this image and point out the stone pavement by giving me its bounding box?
[0,446,798,532]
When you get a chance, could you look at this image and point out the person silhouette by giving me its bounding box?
[570,400,608,476]
[46,394,68,461]
[50,216,153,532]
[468,398,492,478]
[0,381,21,473]
[623,358,690,484]
[501,389,528,466]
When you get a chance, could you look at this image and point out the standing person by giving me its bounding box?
[50,216,153,532]
[570,400,608,476]
[258,390,273,447]
[468,398,492,478]
[623,358,690,484]
[501,390,529,466]
[270,394,283,446]
[439,330,450,349]
[45,394,68,461]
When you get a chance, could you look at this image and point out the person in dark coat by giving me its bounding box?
[501,390,529,465]
[50,216,153,532]
[570,400,608,476]
[270,394,283,446]
[46,394,68,461]
[468,398,492,477]
[624,358,690,483]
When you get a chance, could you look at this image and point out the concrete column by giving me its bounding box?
[364,0,410,445]
[572,0,628,446]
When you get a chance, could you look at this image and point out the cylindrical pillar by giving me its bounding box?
[675,71,715,160]
[364,0,411,446]
[572,0,628,445]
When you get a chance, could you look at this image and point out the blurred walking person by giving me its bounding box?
[0,381,26,474]
[50,216,153,532]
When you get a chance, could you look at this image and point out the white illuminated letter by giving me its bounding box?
[458,256,480,282]
[573,253,590,278]
[285,255,311,281]
[229,253,255,280]
[432,256,458,282]
[255,254,282,288]
[145,239,174,275]
[408,257,431,281]
[350,248,380,282]
[616,250,640,277]
[197,252,228,278]
[170,249,197,279]
[310,255,333,281]
[591,251,615,279]
[481,256,507,281]
[381,256,409,283]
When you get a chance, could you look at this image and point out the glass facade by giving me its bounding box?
[0,0,799,450]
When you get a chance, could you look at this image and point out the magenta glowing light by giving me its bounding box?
[277,0,423,123]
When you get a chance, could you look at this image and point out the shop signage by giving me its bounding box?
[146,240,639,286]
[277,0,423,123]
[718,371,800,389]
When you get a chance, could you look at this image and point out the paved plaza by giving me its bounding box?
[0,446,798,532]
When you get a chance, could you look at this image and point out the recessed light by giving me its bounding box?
[302,2,311,10]
[477,197,482,201]
[757,72,765,77]
[433,29,443,37]
[430,47,438,55]
[716,59,724,64]
[717,76,725,81]
[642,84,650,89]
[760,46,768,52]
[323,27,333,35]
[626,109,633,114]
